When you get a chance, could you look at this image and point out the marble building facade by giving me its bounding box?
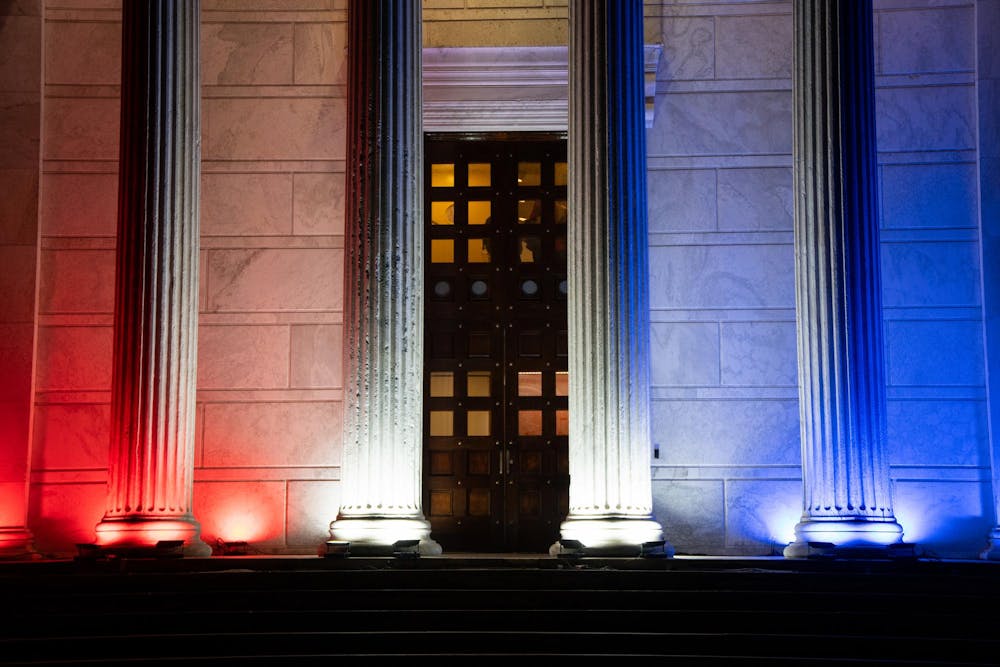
[0,0,997,558]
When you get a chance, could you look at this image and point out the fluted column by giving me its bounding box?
[784,0,904,557]
[94,0,209,556]
[330,0,440,555]
[553,0,666,556]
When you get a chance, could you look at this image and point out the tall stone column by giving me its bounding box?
[784,0,904,557]
[330,0,440,555]
[976,0,1000,560]
[554,0,666,556]
[94,0,209,556]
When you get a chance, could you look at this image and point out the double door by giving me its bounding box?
[423,135,569,552]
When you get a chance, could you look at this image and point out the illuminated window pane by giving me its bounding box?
[429,371,454,397]
[517,199,541,224]
[431,239,454,263]
[468,162,491,187]
[468,238,491,263]
[555,236,566,261]
[519,236,541,263]
[431,201,454,225]
[430,410,453,436]
[518,371,542,396]
[431,163,454,187]
[555,371,569,396]
[518,410,543,436]
[467,371,491,396]
[517,162,541,186]
[468,200,491,225]
[554,161,568,186]
[556,409,569,436]
[555,199,567,224]
[467,410,490,436]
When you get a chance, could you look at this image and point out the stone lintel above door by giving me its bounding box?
[423,45,662,133]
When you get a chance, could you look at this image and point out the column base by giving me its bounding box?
[0,528,35,559]
[979,527,1000,560]
[330,514,442,556]
[549,515,671,557]
[784,517,904,558]
[95,516,212,557]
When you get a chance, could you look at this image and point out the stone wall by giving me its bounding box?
[646,0,991,557]
[20,0,994,557]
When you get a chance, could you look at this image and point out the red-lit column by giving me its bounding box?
[94,0,209,556]
[329,0,440,554]
[554,0,667,556]
[784,0,904,557]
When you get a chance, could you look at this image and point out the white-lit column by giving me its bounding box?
[94,0,209,556]
[554,0,666,556]
[784,0,904,557]
[330,0,440,555]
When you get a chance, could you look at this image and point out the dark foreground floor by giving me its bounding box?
[1,554,998,665]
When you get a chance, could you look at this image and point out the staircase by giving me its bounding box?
[1,557,997,665]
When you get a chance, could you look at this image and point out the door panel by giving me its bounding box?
[424,135,568,552]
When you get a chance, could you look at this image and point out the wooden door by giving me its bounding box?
[423,135,569,552]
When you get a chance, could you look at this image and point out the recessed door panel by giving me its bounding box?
[424,135,568,552]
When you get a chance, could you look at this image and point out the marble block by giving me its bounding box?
[286,480,341,546]
[876,85,975,152]
[202,23,293,86]
[647,169,716,233]
[203,98,345,160]
[651,479,725,551]
[649,91,792,157]
[293,172,345,236]
[35,326,113,391]
[293,22,347,85]
[0,93,39,168]
[648,244,794,310]
[881,163,978,229]
[892,480,992,558]
[878,6,974,74]
[28,481,106,554]
[201,173,293,236]
[658,16,714,81]
[0,169,38,244]
[290,324,342,389]
[206,248,342,312]
[886,399,988,467]
[717,167,793,232]
[0,245,38,321]
[716,14,793,79]
[193,480,286,547]
[725,478,802,552]
[885,319,984,387]
[202,401,342,468]
[652,399,800,467]
[31,403,110,470]
[45,19,120,85]
[720,321,797,387]
[0,15,41,92]
[880,241,981,308]
[197,325,290,390]
[39,249,115,314]
[41,173,118,237]
[43,97,119,161]
[649,322,720,387]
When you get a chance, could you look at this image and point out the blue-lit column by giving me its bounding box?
[977,0,1000,561]
[329,0,440,555]
[553,0,667,557]
[784,0,904,557]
